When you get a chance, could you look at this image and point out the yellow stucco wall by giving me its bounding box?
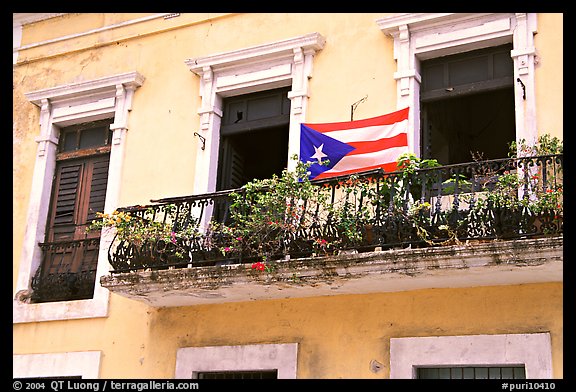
[12,283,562,379]
[13,13,563,379]
[534,13,563,140]
[13,12,397,292]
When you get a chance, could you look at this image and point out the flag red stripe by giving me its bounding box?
[346,133,408,156]
[304,107,409,133]
[313,161,400,180]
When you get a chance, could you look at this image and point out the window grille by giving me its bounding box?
[416,366,526,379]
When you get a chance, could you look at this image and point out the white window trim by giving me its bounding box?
[377,13,538,155]
[175,343,298,379]
[13,351,102,378]
[390,333,553,379]
[14,71,145,323]
[184,32,325,196]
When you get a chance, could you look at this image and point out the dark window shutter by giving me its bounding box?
[217,138,245,191]
[47,155,110,242]
[50,162,83,241]
[35,120,112,303]
[86,156,110,223]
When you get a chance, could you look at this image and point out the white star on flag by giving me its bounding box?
[310,144,328,164]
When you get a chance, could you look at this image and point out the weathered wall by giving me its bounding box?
[534,13,563,140]
[143,283,562,378]
[13,13,563,379]
[12,283,563,378]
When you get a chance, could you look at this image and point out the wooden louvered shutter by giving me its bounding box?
[82,155,110,239]
[86,157,109,222]
[47,155,110,242]
[49,162,83,242]
[217,138,245,191]
[44,154,110,275]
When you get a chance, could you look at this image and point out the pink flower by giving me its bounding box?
[170,232,177,244]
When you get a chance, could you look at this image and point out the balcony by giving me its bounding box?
[32,238,100,303]
[99,153,563,307]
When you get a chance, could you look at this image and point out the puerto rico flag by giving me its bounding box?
[299,107,410,180]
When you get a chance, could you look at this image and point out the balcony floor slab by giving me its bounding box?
[100,236,563,307]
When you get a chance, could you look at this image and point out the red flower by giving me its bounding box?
[251,262,266,271]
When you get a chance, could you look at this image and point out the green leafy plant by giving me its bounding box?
[329,174,373,247]
[394,152,441,206]
[509,134,563,157]
[474,134,563,230]
[87,208,173,246]
[226,154,332,260]
[442,174,472,194]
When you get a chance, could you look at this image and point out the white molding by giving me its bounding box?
[184,33,325,201]
[390,333,553,379]
[25,72,145,106]
[14,72,144,323]
[13,351,101,378]
[175,343,298,379]
[185,33,325,74]
[376,13,539,156]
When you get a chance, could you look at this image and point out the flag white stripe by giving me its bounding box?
[326,146,409,174]
[323,120,408,143]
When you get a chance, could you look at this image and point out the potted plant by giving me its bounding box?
[87,206,190,270]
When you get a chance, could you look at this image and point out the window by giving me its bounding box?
[420,44,516,165]
[217,87,291,191]
[32,119,113,303]
[13,351,101,378]
[15,71,144,323]
[389,333,552,379]
[416,366,526,379]
[197,370,278,379]
[377,13,539,158]
[185,33,325,196]
[175,343,298,379]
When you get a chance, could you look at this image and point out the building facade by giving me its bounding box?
[13,13,563,379]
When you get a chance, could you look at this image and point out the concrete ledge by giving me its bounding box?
[100,236,563,307]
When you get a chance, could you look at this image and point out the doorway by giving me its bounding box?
[216,87,291,191]
[420,44,516,165]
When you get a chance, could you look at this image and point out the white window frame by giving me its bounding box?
[390,333,553,379]
[184,33,325,195]
[14,71,145,323]
[377,13,538,155]
[13,351,102,378]
[175,343,298,379]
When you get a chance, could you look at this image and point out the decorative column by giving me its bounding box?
[392,24,422,156]
[511,13,538,147]
[16,98,59,294]
[287,46,315,171]
[193,65,223,195]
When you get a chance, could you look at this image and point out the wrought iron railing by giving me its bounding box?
[32,238,100,303]
[106,154,562,273]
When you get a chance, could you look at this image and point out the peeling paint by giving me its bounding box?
[100,236,563,307]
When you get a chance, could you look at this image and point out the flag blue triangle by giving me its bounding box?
[300,124,356,180]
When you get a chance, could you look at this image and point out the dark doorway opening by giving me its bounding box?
[422,87,516,165]
[217,87,291,191]
[218,124,288,189]
[420,43,516,165]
